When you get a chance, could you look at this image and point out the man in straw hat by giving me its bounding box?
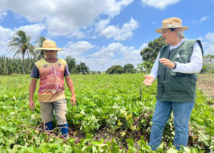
[143,17,203,150]
[29,40,76,138]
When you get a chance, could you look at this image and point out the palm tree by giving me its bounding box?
[35,36,46,60]
[8,30,35,74]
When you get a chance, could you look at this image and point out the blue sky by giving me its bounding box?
[0,0,213,71]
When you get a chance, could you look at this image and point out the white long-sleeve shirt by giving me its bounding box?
[150,38,203,80]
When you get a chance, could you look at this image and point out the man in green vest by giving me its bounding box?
[143,17,203,151]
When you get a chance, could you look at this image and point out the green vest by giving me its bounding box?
[156,39,203,102]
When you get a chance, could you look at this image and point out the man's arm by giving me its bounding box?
[65,76,76,106]
[29,79,37,111]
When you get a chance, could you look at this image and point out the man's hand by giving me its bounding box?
[143,75,155,86]
[71,96,76,107]
[159,58,175,69]
[29,100,35,111]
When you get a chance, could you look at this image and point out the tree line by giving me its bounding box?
[2,30,136,75]
[2,30,212,75]
[0,30,90,75]
[106,64,136,74]
[108,36,214,74]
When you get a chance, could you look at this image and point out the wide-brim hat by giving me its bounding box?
[155,17,189,33]
[36,40,63,51]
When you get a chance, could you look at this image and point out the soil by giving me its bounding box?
[197,74,214,107]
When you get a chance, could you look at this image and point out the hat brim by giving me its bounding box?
[155,26,189,33]
[35,48,63,51]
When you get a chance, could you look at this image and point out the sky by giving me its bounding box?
[0,0,213,71]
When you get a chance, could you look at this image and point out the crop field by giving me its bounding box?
[197,74,214,105]
[0,74,214,152]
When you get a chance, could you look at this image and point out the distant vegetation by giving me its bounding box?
[2,30,213,75]
[106,64,136,74]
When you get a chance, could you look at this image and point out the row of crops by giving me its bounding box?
[0,74,213,152]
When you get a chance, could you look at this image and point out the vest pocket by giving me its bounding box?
[169,73,190,91]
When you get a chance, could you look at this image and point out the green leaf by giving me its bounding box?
[86,134,93,140]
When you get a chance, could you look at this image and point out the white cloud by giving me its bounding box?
[205,32,214,42]
[141,0,181,9]
[202,42,210,49]
[0,40,13,56]
[58,41,96,58]
[90,43,123,58]
[90,49,114,59]
[86,28,93,34]
[105,43,124,52]
[15,24,46,42]
[0,10,7,19]
[95,18,111,32]
[69,29,85,39]
[191,16,210,24]
[191,20,199,24]
[0,24,46,56]
[0,26,13,41]
[99,18,139,41]
[206,45,214,55]
[57,41,148,71]
[139,43,148,50]
[152,22,157,25]
[64,42,148,71]
[0,26,13,56]
[200,32,214,55]
[104,0,134,18]
[204,32,214,55]
[198,37,203,41]
[0,0,134,37]
[118,44,148,63]
[46,16,76,37]
[200,16,209,22]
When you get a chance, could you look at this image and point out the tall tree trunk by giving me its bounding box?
[22,54,25,74]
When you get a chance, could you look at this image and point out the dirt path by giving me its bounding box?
[197,74,214,107]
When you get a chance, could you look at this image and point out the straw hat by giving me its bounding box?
[36,40,63,51]
[155,17,188,33]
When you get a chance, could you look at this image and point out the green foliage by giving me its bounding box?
[124,64,135,73]
[140,36,166,62]
[8,30,35,74]
[65,56,77,74]
[0,56,35,75]
[6,30,90,75]
[201,54,214,74]
[0,55,91,75]
[106,65,124,74]
[140,36,166,72]
[75,62,90,74]
[141,61,154,73]
[137,63,144,73]
[34,36,46,60]
[0,74,213,152]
